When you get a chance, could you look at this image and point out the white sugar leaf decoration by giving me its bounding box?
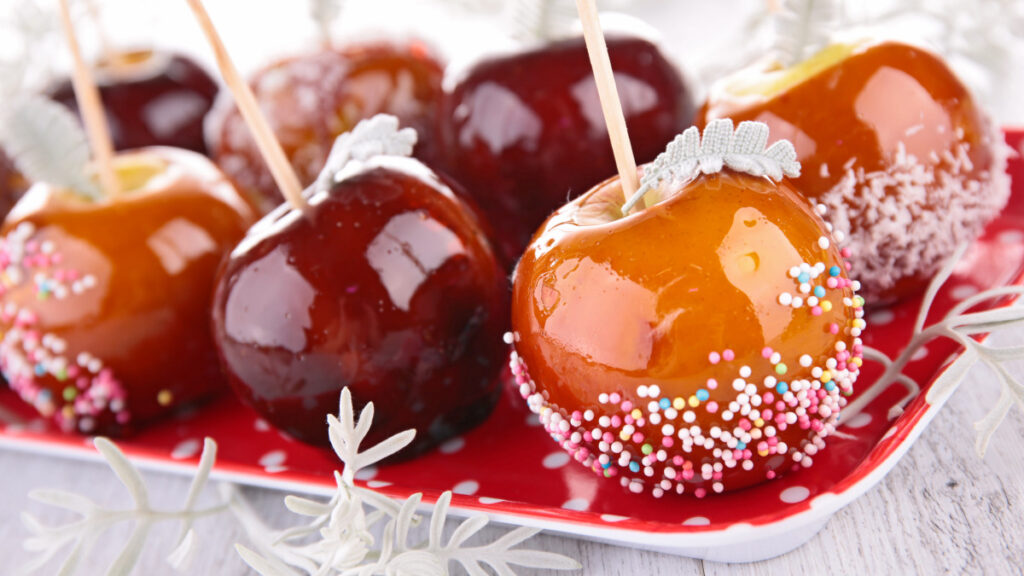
[315,114,417,194]
[622,119,800,213]
[309,0,344,44]
[0,97,99,198]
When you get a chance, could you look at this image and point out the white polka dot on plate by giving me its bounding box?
[780,486,810,504]
[998,230,1024,245]
[682,516,710,526]
[259,450,287,472]
[542,451,571,469]
[438,436,465,454]
[478,497,503,505]
[844,413,872,429]
[868,309,895,326]
[171,438,201,460]
[601,514,628,523]
[355,466,378,481]
[253,418,270,432]
[950,285,979,300]
[561,498,589,511]
[366,480,391,489]
[525,414,542,427]
[453,480,480,495]
[912,347,929,361]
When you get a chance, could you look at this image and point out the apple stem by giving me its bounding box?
[57,0,121,198]
[186,0,306,212]
[573,0,640,209]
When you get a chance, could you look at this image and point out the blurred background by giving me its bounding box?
[1,0,1022,124]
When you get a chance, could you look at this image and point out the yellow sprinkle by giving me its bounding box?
[821,371,832,383]
[755,418,765,428]
[673,397,686,410]
[619,430,631,441]
[821,300,833,312]
[157,389,174,406]
[688,395,699,408]
[851,357,862,367]
[62,405,74,419]
[758,448,769,457]
[631,409,642,420]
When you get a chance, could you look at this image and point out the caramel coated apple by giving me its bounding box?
[206,41,444,213]
[510,170,866,496]
[0,148,255,434]
[699,41,1009,302]
[48,49,219,153]
[438,34,695,266]
[212,157,507,457]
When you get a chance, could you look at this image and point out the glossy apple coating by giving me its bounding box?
[510,171,866,496]
[206,41,445,213]
[212,157,507,457]
[438,34,695,266]
[48,49,219,154]
[0,150,29,219]
[699,41,1009,302]
[0,148,256,434]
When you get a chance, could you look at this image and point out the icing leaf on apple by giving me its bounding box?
[0,97,100,199]
[622,119,800,213]
[315,114,418,192]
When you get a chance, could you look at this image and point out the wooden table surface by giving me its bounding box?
[2,327,1022,575]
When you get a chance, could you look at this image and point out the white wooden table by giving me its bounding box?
[2,327,1022,574]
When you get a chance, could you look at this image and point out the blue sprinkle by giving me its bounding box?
[34,364,45,376]
[659,398,671,410]
[798,272,810,283]
[737,441,747,450]
[814,286,826,298]
[38,389,51,401]
[829,265,841,277]
[696,389,710,402]
[776,382,789,395]
[602,461,611,469]
[825,381,836,392]
[629,461,640,473]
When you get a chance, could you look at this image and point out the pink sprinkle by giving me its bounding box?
[706,378,718,390]
[695,488,706,498]
[767,470,776,479]
[583,432,593,442]
[603,432,614,443]
[845,261,852,271]
[763,392,774,403]
[739,419,752,431]
[608,468,618,477]
[723,349,735,361]
[712,471,723,480]
[826,277,838,288]
[611,415,622,427]
[609,393,621,404]
[621,401,632,412]
[662,437,674,448]
[571,410,582,422]
[709,351,721,364]
[811,306,823,316]
[682,469,695,480]
[829,323,840,335]
[706,401,718,413]
[776,401,786,411]
[632,432,644,443]
[762,409,773,419]
[673,456,684,466]
[761,347,773,359]
[841,247,852,258]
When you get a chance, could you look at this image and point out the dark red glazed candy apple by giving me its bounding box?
[48,49,219,154]
[206,41,444,213]
[438,34,695,266]
[212,120,507,457]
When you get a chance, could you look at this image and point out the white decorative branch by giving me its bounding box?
[842,244,1024,456]
[622,119,800,213]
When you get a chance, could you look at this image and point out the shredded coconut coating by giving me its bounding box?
[819,118,1010,301]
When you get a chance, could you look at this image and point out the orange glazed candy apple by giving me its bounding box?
[509,121,867,496]
[699,40,1009,303]
[0,148,255,434]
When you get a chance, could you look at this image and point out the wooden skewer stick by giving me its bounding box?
[185,0,306,211]
[574,0,640,207]
[57,0,120,197]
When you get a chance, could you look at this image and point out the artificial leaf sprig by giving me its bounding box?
[842,244,1024,456]
[20,437,227,575]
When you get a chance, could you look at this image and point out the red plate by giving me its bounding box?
[2,129,1023,563]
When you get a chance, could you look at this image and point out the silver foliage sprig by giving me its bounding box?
[622,119,800,213]
[236,387,581,575]
[842,244,1024,456]
[20,437,226,575]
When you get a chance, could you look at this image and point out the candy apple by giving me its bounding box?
[205,41,445,213]
[48,49,219,154]
[211,118,507,458]
[509,121,866,496]
[438,33,695,266]
[0,147,256,434]
[699,40,1009,302]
